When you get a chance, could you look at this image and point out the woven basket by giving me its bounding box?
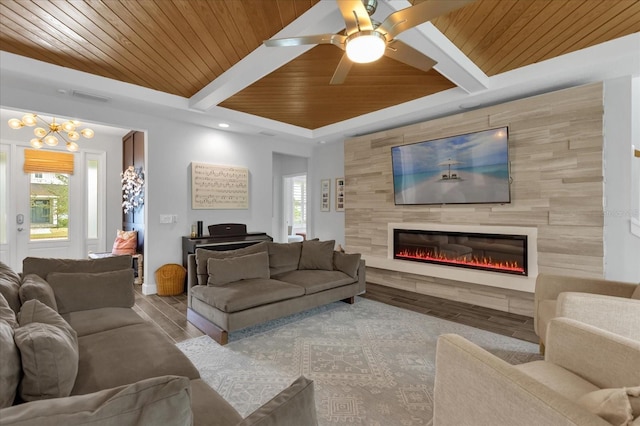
[155,264,186,296]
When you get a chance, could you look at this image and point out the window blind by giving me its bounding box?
[24,149,74,174]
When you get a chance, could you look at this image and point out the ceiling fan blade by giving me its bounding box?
[384,40,436,72]
[378,0,474,41]
[330,53,353,85]
[264,34,346,48]
[337,0,373,35]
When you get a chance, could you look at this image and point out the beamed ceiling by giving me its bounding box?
[0,0,639,136]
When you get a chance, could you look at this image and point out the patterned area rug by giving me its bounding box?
[177,298,541,425]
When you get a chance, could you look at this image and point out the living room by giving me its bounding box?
[1,1,639,425]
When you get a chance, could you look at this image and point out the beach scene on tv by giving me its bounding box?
[392,127,510,205]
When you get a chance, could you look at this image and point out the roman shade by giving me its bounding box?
[24,149,74,175]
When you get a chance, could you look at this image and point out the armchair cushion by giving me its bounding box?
[577,387,640,426]
[0,307,20,408]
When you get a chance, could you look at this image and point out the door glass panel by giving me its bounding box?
[87,160,98,239]
[0,151,7,244]
[30,172,69,240]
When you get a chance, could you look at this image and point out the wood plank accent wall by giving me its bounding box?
[344,83,604,316]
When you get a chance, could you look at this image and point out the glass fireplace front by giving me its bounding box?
[393,229,528,276]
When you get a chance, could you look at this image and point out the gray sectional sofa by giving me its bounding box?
[0,257,318,425]
[187,240,366,345]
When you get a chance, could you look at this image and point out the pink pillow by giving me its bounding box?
[111,230,137,255]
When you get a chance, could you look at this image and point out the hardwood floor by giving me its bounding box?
[134,282,538,345]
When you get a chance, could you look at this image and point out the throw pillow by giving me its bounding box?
[15,299,79,401]
[195,242,268,285]
[0,261,21,314]
[23,256,132,280]
[19,274,58,311]
[46,269,135,314]
[238,376,318,426]
[298,240,335,271]
[333,251,361,279]
[0,375,193,426]
[207,251,270,286]
[267,242,302,276]
[0,319,20,408]
[0,293,18,329]
[112,229,137,255]
[577,387,640,426]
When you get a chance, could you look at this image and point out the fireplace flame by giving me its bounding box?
[397,249,525,273]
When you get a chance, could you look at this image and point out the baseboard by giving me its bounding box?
[141,282,157,295]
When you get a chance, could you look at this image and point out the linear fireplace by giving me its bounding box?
[393,229,528,276]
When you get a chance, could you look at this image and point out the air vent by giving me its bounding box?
[258,131,276,137]
[71,90,111,103]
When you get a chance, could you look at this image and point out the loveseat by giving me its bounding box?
[187,240,366,345]
[433,317,640,425]
[0,257,318,425]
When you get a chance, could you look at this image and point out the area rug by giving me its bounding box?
[177,298,541,425]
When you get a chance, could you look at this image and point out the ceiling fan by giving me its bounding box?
[263,0,473,85]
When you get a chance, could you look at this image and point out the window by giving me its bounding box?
[284,174,307,236]
[87,159,98,239]
[29,173,69,240]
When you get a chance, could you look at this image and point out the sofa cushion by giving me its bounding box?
[238,376,318,426]
[46,269,135,314]
[298,239,334,271]
[63,307,147,337]
[195,243,268,285]
[19,274,58,311]
[273,270,355,295]
[333,251,361,279]
[190,378,243,426]
[15,299,79,401]
[0,375,193,426]
[267,242,302,276]
[207,251,270,286]
[72,322,200,395]
[0,261,21,314]
[23,256,133,280]
[0,318,20,408]
[191,279,305,313]
[577,387,640,426]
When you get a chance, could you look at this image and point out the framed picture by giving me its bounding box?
[321,179,330,212]
[335,177,345,212]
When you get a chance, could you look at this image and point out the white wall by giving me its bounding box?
[1,84,312,293]
[308,141,346,247]
[603,76,640,282]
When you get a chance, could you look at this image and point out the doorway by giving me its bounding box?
[283,173,307,241]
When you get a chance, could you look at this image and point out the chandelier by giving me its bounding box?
[7,113,95,152]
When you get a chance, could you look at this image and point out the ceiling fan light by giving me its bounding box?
[81,128,94,138]
[346,31,386,64]
[44,134,58,146]
[30,138,43,149]
[8,118,24,129]
[34,127,47,137]
[21,114,37,126]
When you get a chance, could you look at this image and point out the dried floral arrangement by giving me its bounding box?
[121,166,144,213]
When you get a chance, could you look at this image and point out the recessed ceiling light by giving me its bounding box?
[218,123,229,128]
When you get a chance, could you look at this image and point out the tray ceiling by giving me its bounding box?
[0,0,638,131]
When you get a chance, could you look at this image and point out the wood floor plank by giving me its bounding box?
[133,282,538,344]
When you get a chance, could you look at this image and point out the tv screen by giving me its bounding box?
[391,127,510,205]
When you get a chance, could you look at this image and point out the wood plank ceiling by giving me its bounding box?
[1,0,639,130]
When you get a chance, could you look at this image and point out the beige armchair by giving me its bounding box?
[534,274,639,351]
[433,317,640,426]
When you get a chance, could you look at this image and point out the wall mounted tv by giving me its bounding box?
[391,127,511,205]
